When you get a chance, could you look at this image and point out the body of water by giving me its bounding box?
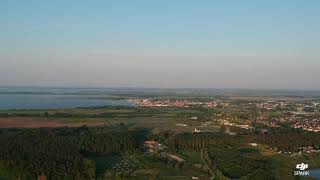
[310,169,320,180]
[0,94,132,110]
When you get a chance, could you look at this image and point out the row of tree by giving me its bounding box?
[165,128,320,153]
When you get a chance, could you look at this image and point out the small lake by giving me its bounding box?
[0,94,132,110]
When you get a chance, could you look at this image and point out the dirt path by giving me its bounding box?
[201,150,215,180]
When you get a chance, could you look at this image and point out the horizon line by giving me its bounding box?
[1,85,320,92]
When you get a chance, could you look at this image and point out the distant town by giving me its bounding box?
[129,97,320,134]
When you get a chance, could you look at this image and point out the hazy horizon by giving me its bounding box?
[1,1,319,90]
[1,85,320,93]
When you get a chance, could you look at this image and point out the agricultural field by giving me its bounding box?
[0,106,219,133]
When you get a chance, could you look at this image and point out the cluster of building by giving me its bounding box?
[280,146,320,156]
[143,140,185,162]
[293,119,320,132]
[193,128,214,133]
[143,140,165,154]
[256,102,281,110]
[130,99,190,107]
[219,119,253,130]
[257,101,319,113]
[129,98,228,108]
[133,98,320,134]
[300,146,320,154]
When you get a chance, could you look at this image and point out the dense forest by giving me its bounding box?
[255,128,320,152]
[0,126,148,179]
[168,132,244,151]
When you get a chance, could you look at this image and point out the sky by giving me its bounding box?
[0,0,319,90]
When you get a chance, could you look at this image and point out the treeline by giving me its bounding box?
[0,107,176,118]
[254,129,320,152]
[0,126,148,179]
[76,127,148,154]
[167,132,245,151]
[163,127,320,154]
[208,147,276,179]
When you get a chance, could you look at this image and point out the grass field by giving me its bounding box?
[0,107,213,132]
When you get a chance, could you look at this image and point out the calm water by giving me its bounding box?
[0,94,132,110]
[310,169,320,180]
[1,86,319,109]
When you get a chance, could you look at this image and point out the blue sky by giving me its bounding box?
[1,0,319,89]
